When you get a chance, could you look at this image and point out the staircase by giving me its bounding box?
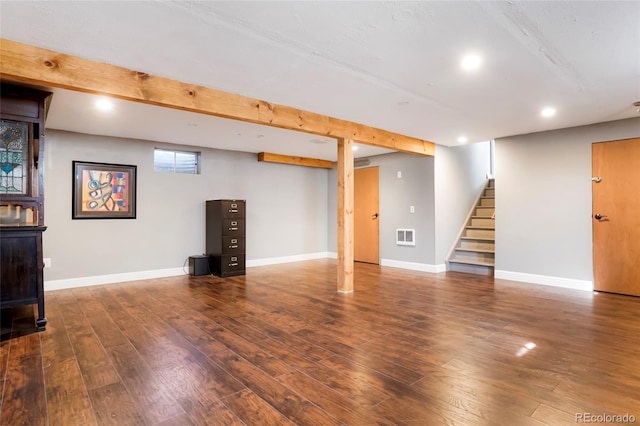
[447,179,495,276]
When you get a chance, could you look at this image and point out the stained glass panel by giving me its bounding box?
[0,120,28,194]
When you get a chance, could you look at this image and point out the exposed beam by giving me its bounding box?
[257,152,334,169]
[0,39,435,156]
[337,138,355,293]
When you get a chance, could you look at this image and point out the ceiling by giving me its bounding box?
[1,1,639,161]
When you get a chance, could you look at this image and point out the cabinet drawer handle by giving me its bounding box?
[229,263,238,267]
[231,257,237,261]
[231,221,237,226]
[228,227,238,231]
[229,245,238,249]
[231,203,237,208]
[229,209,238,213]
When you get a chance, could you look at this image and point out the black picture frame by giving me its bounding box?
[72,161,137,219]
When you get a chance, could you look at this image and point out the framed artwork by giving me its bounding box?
[72,161,137,219]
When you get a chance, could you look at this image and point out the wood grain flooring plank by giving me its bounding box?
[299,356,392,407]
[531,403,581,426]
[44,357,97,426]
[74,288,129,349]
[57,292,121,390]
[88,382,145,426]
[222,389,295,426]
[0,355,46,426]
[8,319,41,359]
[106,343,185,424]
[170,396,244,426]
[40,292,75,364]
[278,370,394,425]
[155,412,196,426]
[230,313,335,362]
[1,260,640,425]
[0,338,10,406]
[66,329,121,390]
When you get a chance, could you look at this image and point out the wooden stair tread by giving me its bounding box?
[455,248,495,254]
[466,225,495,230]
[460,236,495,241]
[471,216,495,219]
[449,258,495,267]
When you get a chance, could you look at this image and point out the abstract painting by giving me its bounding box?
[72,161,137,219]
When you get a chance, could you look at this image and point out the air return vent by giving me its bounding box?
[396,229,415,246]
[354,159,371,168]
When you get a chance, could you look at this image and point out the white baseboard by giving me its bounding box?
[494,270,593,292]
[246,252,330,267]
[44,253,448,291]
[45,267,186,291]
[381,259,446,273]
[45,253,331,291]
[326,254,445,274]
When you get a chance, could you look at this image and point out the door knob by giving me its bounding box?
[372,213,379,219]
[595,214,603,220]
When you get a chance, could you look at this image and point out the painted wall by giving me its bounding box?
[327,152,436,265]
[43,130,328,282]
[434,141,491,263]
[494,117,640,284]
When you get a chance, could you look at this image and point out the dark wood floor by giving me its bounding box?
[1,259,639,425]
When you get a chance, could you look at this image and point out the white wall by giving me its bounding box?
[434,142,491,264]
[327,152,436,266]
[43,130,328,285]
[494,117,640,288]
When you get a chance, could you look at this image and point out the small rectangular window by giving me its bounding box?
[154,148,200,174]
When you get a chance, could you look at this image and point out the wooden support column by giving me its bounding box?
[337,138,354,293]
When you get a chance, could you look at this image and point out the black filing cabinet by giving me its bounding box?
[206,200,246,277]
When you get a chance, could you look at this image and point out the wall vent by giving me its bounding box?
[396,229,415,246]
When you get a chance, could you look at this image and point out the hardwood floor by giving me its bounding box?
[1,259,639,425]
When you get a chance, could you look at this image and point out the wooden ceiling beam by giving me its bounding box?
[257,152,334,169]
[0,39,435,156]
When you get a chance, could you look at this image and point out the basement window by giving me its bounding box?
[154,148,200,174]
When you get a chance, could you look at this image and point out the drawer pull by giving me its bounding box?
[229,209,238,213]
[228,227,238,231]
[231,203,238,208]
[231,239,237,243]
[231,257,237,261]
[229,263,238,267]
[229,245,238,249]
[231,221,237,226]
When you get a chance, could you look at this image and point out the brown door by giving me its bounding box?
[592,138,640,296]
[355,166,379,264]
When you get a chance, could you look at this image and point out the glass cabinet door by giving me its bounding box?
[0,120,30,195]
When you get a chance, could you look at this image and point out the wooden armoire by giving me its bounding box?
[0,83,52,331]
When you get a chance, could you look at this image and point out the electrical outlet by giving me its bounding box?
[44,258,52,268]
[410,206,415,213]
[397,171,402,179]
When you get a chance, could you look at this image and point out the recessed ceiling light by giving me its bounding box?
[457,136,468,144]
[461,54,482,71]
[95,97,113,111]
[541,107,556,117]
